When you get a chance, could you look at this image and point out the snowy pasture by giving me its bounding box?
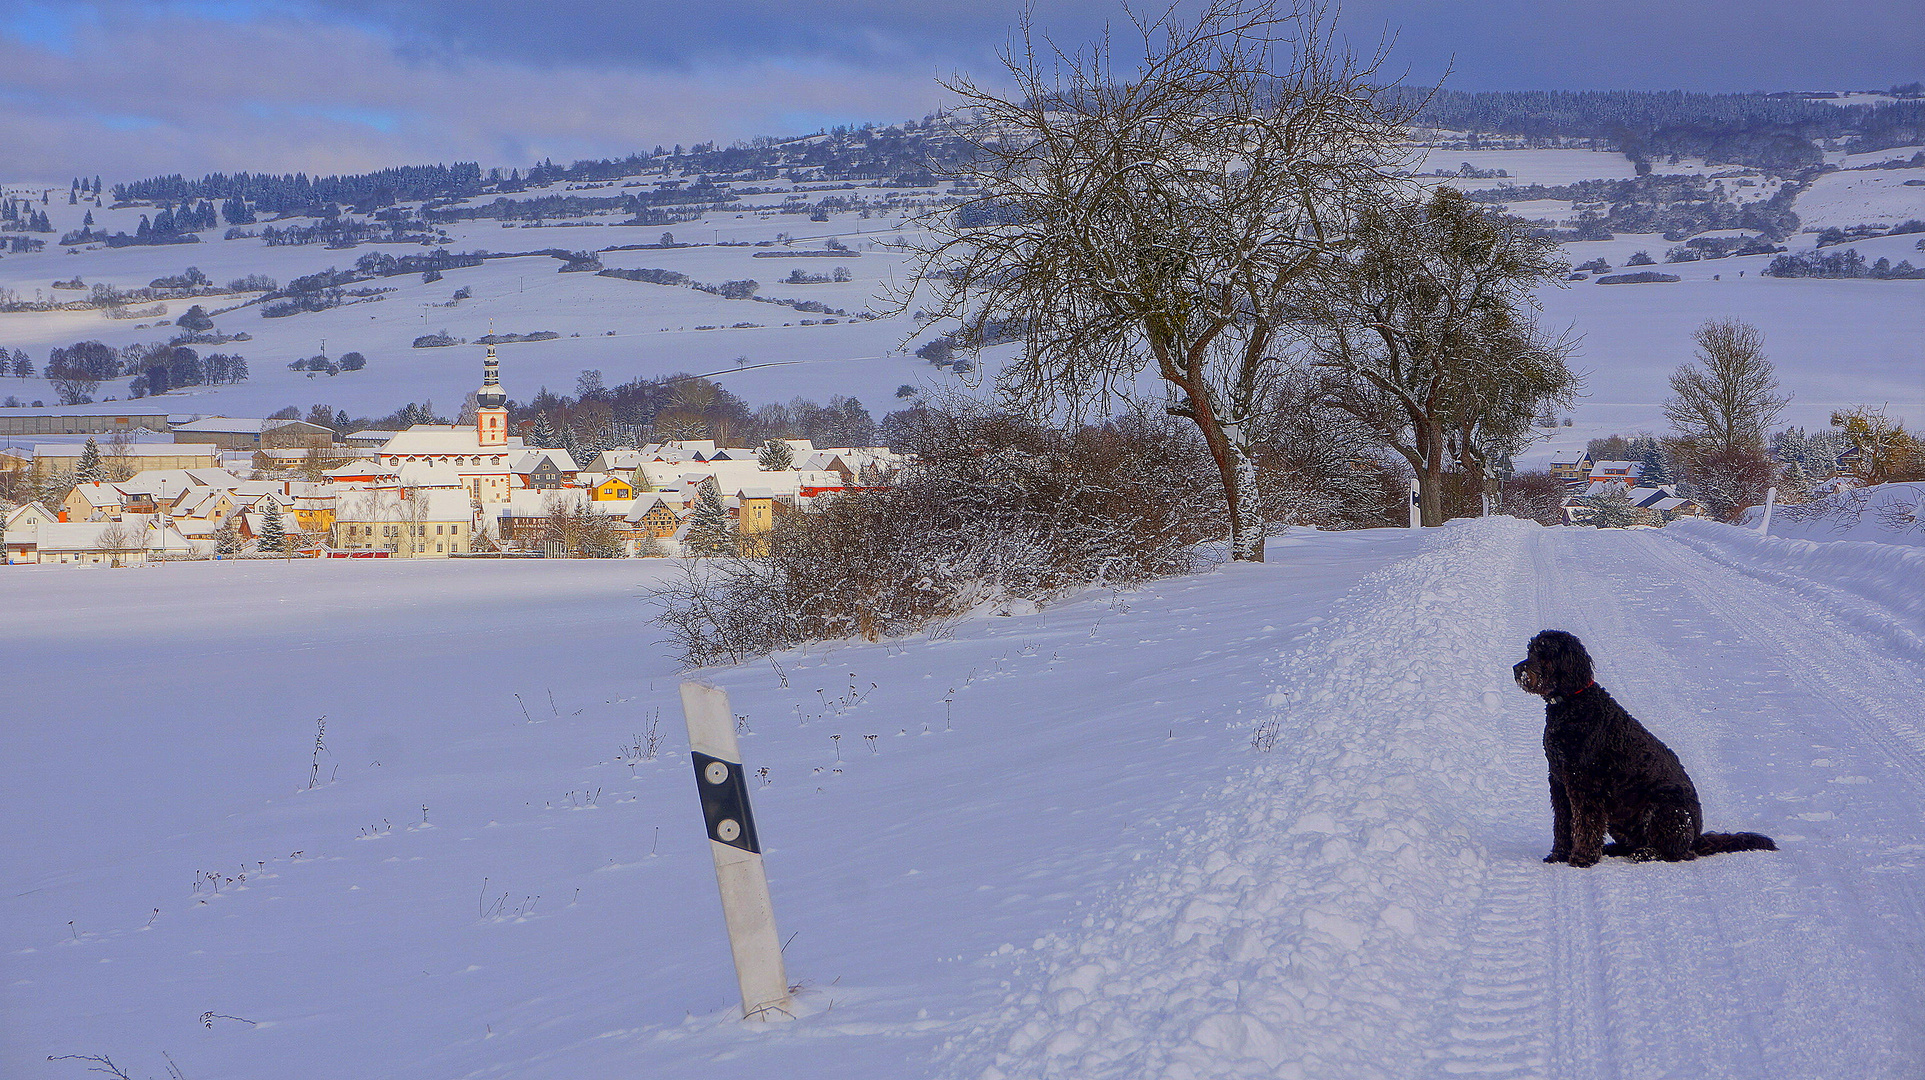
[1793,169,1925,229]
[4,146,1920,455]
[4,517,1922,1079]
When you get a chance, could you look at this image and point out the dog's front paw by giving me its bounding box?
[1568,851,1601,868]
[1627,847,1660,862]
[1543,851,1570,864]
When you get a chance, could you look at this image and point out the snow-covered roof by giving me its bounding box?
[32,518,193,552]
[587,450,645,472]
[378,425,529,457]
[498,488,587,517]
[334,488,473,522]
[3,501,56,531]
[512,448,578,473]
[69,482,124,508]
[387,463,467,488]
[170,417,317,435]
[1590,460,1644,476]
[626,494,685,522]
[119,468,247,502]
[34,443,220,459]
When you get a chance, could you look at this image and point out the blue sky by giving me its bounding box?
[0,0,1917,181]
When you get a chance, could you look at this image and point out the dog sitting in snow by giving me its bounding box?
[1513,630,1776,867]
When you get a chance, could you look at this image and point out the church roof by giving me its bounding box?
[378,425,528,457]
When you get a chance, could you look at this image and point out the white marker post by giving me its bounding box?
[679,682,794,1022]
[1409,478,1422,528]
[1756,485,1777,535]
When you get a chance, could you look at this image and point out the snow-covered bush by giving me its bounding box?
[655,406,1216,665]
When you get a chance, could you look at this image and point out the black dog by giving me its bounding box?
[1513,630,1775,867]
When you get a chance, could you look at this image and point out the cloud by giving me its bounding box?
[1,1,1917,183]
[0,6,957,181]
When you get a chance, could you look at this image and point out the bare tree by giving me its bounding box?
[1663,318,1789,521]
[1664,319,1789,457]
[542,494,625,557]
[1297,188,1578,525]
[898,0,1419,560]
[103,429,138,482]
[395,486,430,557]
[93,521,140,564]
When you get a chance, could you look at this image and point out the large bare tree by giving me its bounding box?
[1663,318,1788,456]
[1662,318,1790,521]
[901,0,1417,560]
[1297,188,1578,525]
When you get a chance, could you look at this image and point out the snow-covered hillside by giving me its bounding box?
[4,518,1921,1079]
[3,144,1921,457]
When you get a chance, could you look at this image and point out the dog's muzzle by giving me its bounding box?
[1513,660,1542,694]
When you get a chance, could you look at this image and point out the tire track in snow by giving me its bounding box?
[1634,528,1925,1072]
[936,519,1545,1080]
[1533,527,1783,1080]
[1420,527,1617,1080]
[1421,861,1552,1078]
[1642,528,1925,798]
[1530,527,1920,1078]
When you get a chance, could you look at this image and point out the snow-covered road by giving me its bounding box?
[944,519,1924,1079]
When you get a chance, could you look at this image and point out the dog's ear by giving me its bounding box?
[1533,630,1593,695]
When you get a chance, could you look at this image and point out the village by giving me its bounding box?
[0,345,900,565]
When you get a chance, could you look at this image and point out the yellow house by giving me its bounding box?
[583,473,635,501]
[170,488,237,523]
[290,489,336,534]
[63,482,125,522]
[734,489,789,556]
[331,488,475,557]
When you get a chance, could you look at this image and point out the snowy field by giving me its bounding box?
[4,517,1922,1079]
[4,146,1921,464]
[1792,169,1925,228]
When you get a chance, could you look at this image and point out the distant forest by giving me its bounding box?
[102,89,1925,218]
[1406,89,1925,170]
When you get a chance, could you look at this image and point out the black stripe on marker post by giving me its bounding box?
[691,750,762,854]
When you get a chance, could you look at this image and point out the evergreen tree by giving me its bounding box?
[530,411,557,448]
[684,482,736,556]
[1634,438,1672,484]
[757,438,795,471]
[75,437,103,485]
[1574,485,1639,528]
[260,501,286,552]
[213,518,241,555]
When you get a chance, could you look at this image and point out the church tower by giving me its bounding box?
[476,343,508,448]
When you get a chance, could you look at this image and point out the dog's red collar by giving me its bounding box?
[1549,680,1596,705]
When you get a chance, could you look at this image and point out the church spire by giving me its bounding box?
[476,342,508,447]
[477,342,506,409]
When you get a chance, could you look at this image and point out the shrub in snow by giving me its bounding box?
[654,406,1215,665]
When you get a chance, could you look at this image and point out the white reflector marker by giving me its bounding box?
[679,682,794,1022]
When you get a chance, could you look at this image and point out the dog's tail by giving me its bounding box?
[1695,831,1777,855]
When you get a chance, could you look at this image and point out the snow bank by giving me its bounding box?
[1745,482,1925,545]
[1666,514,1925,659]
[937,517,1541,1080]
